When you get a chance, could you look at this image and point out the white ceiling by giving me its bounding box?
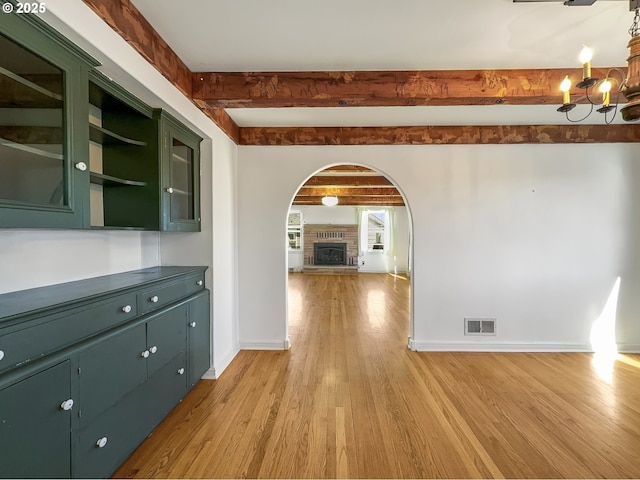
[130,0,636,126]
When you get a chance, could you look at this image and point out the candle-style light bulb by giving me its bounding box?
[560,75,572,105]
[600,79,612,107]
[579,46,593,79]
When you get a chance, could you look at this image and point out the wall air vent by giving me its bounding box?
[464,318,497,336]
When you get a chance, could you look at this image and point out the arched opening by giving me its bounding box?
[284,164,415,349]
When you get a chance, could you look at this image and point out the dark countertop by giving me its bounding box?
[0,266,207,324]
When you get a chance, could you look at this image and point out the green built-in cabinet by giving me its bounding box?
[0,9,94,228]
[0,10,202,231]
[0,266,211,479]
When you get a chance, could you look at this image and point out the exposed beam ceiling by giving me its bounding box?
[293,166,404,207]
[76,0,640,207]
[80,0,640,150]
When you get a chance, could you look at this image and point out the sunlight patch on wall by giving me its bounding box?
[590,277,621,384]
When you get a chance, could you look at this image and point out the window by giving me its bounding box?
[360,209,390,253]
[287,211,302,250]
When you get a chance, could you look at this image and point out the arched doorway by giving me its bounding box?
[285,164,414,349]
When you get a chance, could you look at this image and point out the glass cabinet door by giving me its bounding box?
[169,137,195,222]
[159,111,201,232]
[0,13,93,228]
[0,33,65,207]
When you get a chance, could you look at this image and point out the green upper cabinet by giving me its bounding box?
[90,89,203,231]
[0,12,202,232]
[157,110,202,232]
[0,11,97,228]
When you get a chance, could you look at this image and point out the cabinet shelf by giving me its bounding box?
[0,136,63,160]
[89,124,146,146]
[171,152,189,164]
[0,65,62,101]
[90,172,146,187]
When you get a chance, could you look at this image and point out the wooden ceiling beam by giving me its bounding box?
[293,196,405,206]
[297,187,400,196]
[302,175,394,187]
[241,124,640,146]
[193,68,625,108]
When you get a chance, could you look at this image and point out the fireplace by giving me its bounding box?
[314,243,347,266]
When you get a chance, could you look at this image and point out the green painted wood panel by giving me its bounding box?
[146,303,188,377]
[0,361,72,479]
[0,292,137,375]
[74,352,187,478]
[78,323,147,427]
[188,290,211,387]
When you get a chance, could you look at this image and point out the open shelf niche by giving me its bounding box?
[88,70,155,229]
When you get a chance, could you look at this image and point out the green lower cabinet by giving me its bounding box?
[74,353,187,479]
[0,361,72,479]
[0,267,209,479]
[75,304,189,478]
[188,290,211,387]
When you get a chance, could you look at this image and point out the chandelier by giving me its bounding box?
[558,4,640,123]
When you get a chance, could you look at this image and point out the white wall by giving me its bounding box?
[238,144,640,352]
[0,230,159,293]
[0,1,240,377]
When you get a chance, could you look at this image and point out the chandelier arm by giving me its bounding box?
[604,105,618,125]
[605,68,628,91]
[585,86,596,106]
[565,103,595,123]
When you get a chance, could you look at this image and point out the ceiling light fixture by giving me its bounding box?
[321,196,339,207]
[558,1,640,123]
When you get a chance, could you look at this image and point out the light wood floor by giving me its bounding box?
[114,273,640,478]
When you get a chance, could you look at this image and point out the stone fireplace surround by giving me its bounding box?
[303,224,358,266]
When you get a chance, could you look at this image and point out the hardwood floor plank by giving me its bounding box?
[113,273,640,479]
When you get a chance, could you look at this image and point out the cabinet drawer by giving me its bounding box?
[137,273,204,314]
[0,293,137,373]
[75,353,187,479]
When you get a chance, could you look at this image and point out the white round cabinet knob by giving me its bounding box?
[196,280,203,286]
[150,295,159,303]
[74,162,87,171]
[149,346,158,354]
[141,350,150,358]
[165,187,174,194]
[189,322,197,328]
[96,437,108,448]
[121,305,132,313]
[177,368,185,375]
[60,399,74,411]
[0,350,4,361]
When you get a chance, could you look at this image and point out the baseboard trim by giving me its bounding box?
[412,341,592,352]
[618,344,640,353]
[240,339,290,350]
[207,344,241,379]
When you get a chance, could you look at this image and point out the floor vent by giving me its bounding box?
[464,318,497,336]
